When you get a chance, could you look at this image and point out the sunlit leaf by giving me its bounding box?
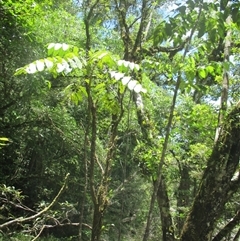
[198,68,207,78]
[36,60,45,71]
[62,43,69,51]
[47,43,55,49]
[114,72,124,80]
[26,63,37,74]
[67,58,77,68]
[117,60,124,66]
[97,52,108,59]
[134,63,140,71]
[54,43,62,50]
[206,65,214,75]
[128,80,137,90]
[129,62,135,70]
[0,137,9,141]
[72,56,82,69]
[123,61,129,68]
[44,58,54,69]
[121,76,131,85]
[56,63,65,73]
[133,84,142,93]
[45,80,51,89]
[110,71,116,78]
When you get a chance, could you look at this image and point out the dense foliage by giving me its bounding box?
[0,0,240,241]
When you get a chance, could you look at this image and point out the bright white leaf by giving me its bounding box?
[117,60,124,66]
[61,59,69,67]
[54,43,62,50]
[133,84,142,93]
[136,94,144,109]
[121,76,131,85]
[68,58,77,68]
[73,56,82,69]
[141,88,147,93]
[64,66,72,74]
[61,60,71,74]
[26,63,37,74]
[56,63,65,73]
[134,64,140,70]
[114,72,124,80]
[44,59,53,69]
[123,60,129,67]
[128,80,137,90]
[129,62,135,70]
[36,60,45,71]
[62,43,69,51]
[110,71,116,78]
[47,43,55,49]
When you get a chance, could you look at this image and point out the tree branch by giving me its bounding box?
[142,38,189,57]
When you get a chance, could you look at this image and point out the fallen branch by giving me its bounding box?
[0,173,70,230]
[31,222,92,241]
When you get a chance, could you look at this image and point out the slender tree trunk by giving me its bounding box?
[156,176,175,241]
[176,165,190,235]
[91,201,105,241]
[78,126,89,241]
[215,13,231,142]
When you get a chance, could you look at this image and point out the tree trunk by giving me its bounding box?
[233,228,240,241]
[91,203,104,241]
[176,165,190,235]
[180,102,240,241]
[156,176,175,241]
[212,210,240,241]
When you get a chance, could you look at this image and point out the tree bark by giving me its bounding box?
[180,102,240,241]
[212,209,240,241]
[233,228,240,241]
[176,165,190,235]
[215,14,231,142]
[156,176,175,241]
[91,202,105,241]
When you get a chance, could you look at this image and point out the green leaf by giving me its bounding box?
[198,21,206,38]
[0,137,10,147]
[198,68,207,78]
[232,7,239,24]
[94,83,106,91]
[45,80,51,89]
[222,62,230,71]
[177,6,186,15]
[165,23,172,36]
[0,137,9,142]
[206,65,214,75]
